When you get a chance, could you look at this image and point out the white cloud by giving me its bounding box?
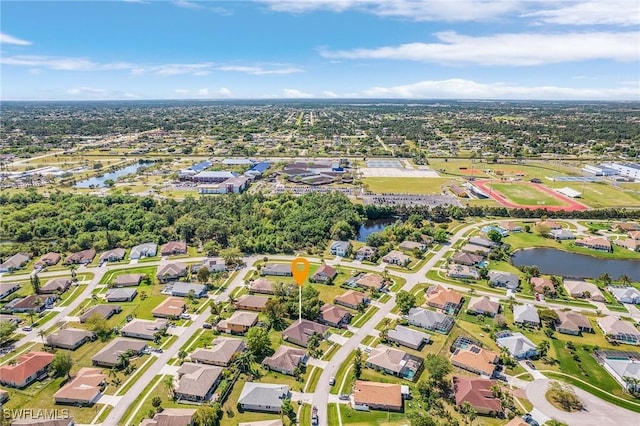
[197,88,211,97]
[359,78,639,100]
[0,32,32,45]
[261,0,519,22]
[283,88,314,98]
[174,0,204,10]
[523,0,639,26]
[67,87,106,95]
[0,55,133,71]
[322,90,340,98]
[174,89,189,94]
[217,87,232,97]
[321,31,639,66]
[217,65,303,75]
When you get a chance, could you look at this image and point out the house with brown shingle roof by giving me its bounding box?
[467,296,500,317]
[282,319,328,348]
[0,351,55,388]
[160,241,187,256]
[152,297,186,318]
[425,285,463,314]
[140,409,196,426]
[91,338,147,367]
[217,311,259,335]
[318,304,352,328]
[453,377,503,415]
[354,273,385,291]
[235,294,270,312]
[64,249,96,265]
[120,319,167,340]
[262,346,307,376]
[53,367,105,406]
[175,363,223,403]
[366,345,423,380]
[34,252,61,270]
[248,277,275,295]
[98,248,126,263]
[7,294,56,313]
[79,304,121,323]
[353,380,403,412]
[555,310,592,335]
[530,277,555,295]
[451,346,498,377]
[40,278,72,294]
[334,290,369,310]
[156,262,188,283]
[190,337,246,367]
[598,316,640,345]
[46,328,95,350]
[575,236,612,252]
[629,230,640,240]
[564,280,605,302]
[311,264,337,283]
[355,246,377,261]
[450,252,483,266]
[112,273,144,287]
[0,252,31,273]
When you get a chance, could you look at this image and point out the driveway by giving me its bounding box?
[525,379,639,426]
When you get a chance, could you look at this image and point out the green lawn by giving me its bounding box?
[362,177,453,195]
[488,182,565,206]
[563,182,640,208]
[98,265,158,285]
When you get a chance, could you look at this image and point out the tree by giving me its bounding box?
[487,229,503,244]
[408,412,438,426]
[151,396,162,412]
[163,375,176,400]
[281,398,296,423]
[0,322,17,347]
[494,314,507,329]
[538,308,559,325]
[619,275,631,286]
[299,285,323,320]
[37,329,47,344]
[330,220,354,241]
[196,267,210,284]
[220,247,242,267]
[538,340,550,358]
[598,272,612,286]
[85,313,111,340]
[30,274,41,295]
[193,404,222,426]
[233,350,255,374]
[264,298,288,330]
[396,290,417,315]
[353,348,363,379]
[548,381,583,412]
[245,327,272,360]
[51,351,73,379]
[307,332,322,358]
[424,354,451,386]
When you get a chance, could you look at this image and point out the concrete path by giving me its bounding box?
[519,360,547,380]
[291,391,314,404]
[328,334,349,345]
[158,365,180,376]
[307,358,329,369]
[94,394,123,406]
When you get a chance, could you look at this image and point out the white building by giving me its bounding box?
[602,163,640,181]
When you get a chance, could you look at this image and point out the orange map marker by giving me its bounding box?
[291,258,310,286]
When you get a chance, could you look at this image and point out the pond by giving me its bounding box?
[511,248,640,281]
[74,161,152,188]
[355,218,396,242]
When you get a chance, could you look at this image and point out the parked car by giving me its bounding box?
[22,326,32,332]
[338,394,350,400]
[329,376,335,386]
[525,361,536,370]
[202,322,212,329]
[180,313,191,320]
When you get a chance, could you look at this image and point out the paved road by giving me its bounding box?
[525,379,639,426]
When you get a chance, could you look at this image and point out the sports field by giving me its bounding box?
[362,177,451,194]
[553,183,640,208]
[487,182,565,206]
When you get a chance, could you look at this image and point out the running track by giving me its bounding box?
[474,180,589,211]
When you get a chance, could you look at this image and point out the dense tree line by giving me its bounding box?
[0,190,361,258]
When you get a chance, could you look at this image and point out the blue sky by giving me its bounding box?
[1,0,639,100]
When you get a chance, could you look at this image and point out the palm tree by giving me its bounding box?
[234,350,255,374]
[117,352,129,370]
[598,272,611,286]
[619,275,631,286]
[37,329,47,344]
[163,375,175,400]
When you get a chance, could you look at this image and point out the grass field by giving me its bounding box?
[570,182,640,208]
[362,177,452,194]
[487,182,565,206]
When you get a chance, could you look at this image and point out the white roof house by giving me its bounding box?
[607,286,640,305]
[602,357,640,391]
[513,304,540,326]
[496,332,537,359]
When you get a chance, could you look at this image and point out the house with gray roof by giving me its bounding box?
[91,338,147,367]
[105,287,137,302]
[262,346,307,376]
[120,319,167,340]
[387,325,431,350]
[238,382,290,413]
[330,240,351,257]
[129,243,157,260]
[601,356,640,392]
[0,252,31,273]
[406,308,454,334]
[598,316,640,345]
[190,337,246,367]
[175,363,223,403]
[168,281,207,298]
[607,286,640,305]
[40,278,72,294]
[468,237,498,248]
[513,304,540,327]
[79,304,121,323]
[262,263,292,277]
[496,332,537,359]
[46,328,95,350]
[156,262,188,283]
[0,282,20,300]
[99,248,126,263]
[488,270,520,290]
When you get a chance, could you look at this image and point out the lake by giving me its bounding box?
[75,161,152,188]
[511,248,640,281]
[356,218,396,242]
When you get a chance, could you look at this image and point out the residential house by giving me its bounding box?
[217,311,259,335]
[555,310,592,335]
[120,319,168,340]
[513,304,540,327]
[616,222,640,232]
[175,363,223,403]
[64,249,96,265]
[7,294,55,313]
[98,248,126,263]
[630,230,640,240]
[112,273,144,287]
[0,351,55,388]
[496,332,538,359]
[499,222,522,233]
[453,377,503,415]
[354,273,385,291]
[282,319,328,347]
[598,316,640,345]
[460,244,492,256]
[601,356,640,392]
[160,241,187,256]
[575,237,612,252]
[79,304,121,323]
[235,294,270,311]
[311,264,337,283]
[467,296,500,317]
[334,290,369,310]
[91,338,147,367]
[355,246,377,261]
[450,252,483,266]
[40,278,72,294]
[451,346,498,377]
[33,252,61,270]
[129,243,157,260]
[530,277,555,295]
[262,263,292,277]
[168,282,207,298]
[387,325,430,350]
[330,241,351,257]
[191,257,227,273]
[425,285,463,314]
[488,270,520,290]
[248,277,275,295]
[468,237,498,248]
[0,252,31,273]
[564,280,605,302]
[382,250,410,266]
[551,229,575,240]
[398,240,427,252]
[262,346,307,376]
[152,297,186,318]
[319,304,352,328]
[406,308,454,334]
[105,287,137,302]
[366,344,423,380]
[353,381,403,412]
[607,286,640,304]
[156,262,188,283]
[0,282,20,300]
[10,420,74,426]
[46,328,95,350]
[0,314,21,325]
[53,368,105,406]
[190,337,246,367]
[140,409,196,426]
[447,264,480,280]
[614,238,640,252]
[238,383,290,413]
